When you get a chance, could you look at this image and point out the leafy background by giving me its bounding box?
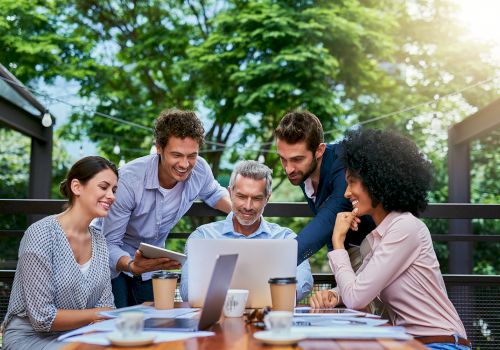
[0,0,498,274]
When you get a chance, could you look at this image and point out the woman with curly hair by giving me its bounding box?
[310,129,469,350]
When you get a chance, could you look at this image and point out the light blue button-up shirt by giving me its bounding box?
[92,154,228,279]
[180,212,314,301]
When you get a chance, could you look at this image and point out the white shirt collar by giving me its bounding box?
[304,177,316,202]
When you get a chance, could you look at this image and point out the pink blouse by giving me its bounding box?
[329,211,466,338]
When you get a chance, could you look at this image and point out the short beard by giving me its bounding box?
[234,214,259,227]
[297,156,318,184]
[233,206,265,227]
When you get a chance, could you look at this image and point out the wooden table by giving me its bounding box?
[62,316,428,350]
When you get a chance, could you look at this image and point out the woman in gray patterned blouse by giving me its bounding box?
[1,156,118,350]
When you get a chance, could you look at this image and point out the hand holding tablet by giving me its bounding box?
[138,242,187,265]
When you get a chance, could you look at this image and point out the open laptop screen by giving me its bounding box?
[188,239,297,308]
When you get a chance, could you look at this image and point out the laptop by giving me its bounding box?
[144,254,238,332]
[188,239,297,308]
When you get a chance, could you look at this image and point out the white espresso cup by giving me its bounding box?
[264,311,293,335]
[223,289,249,317]
[115,312,144,338]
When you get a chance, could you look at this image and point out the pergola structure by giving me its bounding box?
[0,63,53,199]
[448,97,500,273]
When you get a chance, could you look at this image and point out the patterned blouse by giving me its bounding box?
[2,215,114,332]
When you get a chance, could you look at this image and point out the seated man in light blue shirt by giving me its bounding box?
[93,109,232,307]
[180,160,313,302]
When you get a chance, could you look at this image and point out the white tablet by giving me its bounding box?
[294,307,365,317]
[138,242,187,264]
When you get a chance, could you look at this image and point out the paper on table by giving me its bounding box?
[98,304,154,318]
[61,330,214,345]
[142,308,199,319]
[291,325,411,340]
[58,319,116,341]
[58,308,199,341]
[175,311,201,319]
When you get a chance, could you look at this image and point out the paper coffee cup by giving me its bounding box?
[152,271,178,309]
[223,289,249,317]
[268,277,297,311]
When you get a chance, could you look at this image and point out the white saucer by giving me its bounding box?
[107,332,156,347]
[253,330,306,345]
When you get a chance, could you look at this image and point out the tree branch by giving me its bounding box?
[186,0,209,38]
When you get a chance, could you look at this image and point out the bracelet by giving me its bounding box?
[127,259,135,275]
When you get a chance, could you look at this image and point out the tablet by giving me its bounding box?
[138,242,187,264]
[294,307,365,317]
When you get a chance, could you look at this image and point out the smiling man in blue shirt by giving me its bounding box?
[93,109,231,307]
[180,160,313,302]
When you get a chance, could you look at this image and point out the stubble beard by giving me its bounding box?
[288,156,318,185]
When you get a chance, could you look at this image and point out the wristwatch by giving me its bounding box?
[127,259,138,276]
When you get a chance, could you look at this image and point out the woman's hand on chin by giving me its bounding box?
[332,210,358,249]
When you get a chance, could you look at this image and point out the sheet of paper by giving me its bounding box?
[291,325,411,340]
[294,316,388,327]
[175,311,201,319]
[98,305,155,318]
[58,319,116,341]
[61,330,214,345]
[142,308,199,319]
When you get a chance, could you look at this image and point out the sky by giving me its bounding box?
[37,78,97,158]
[456,0,500,58]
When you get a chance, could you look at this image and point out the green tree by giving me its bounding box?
[187,0,399,174]
[56,0,201,164]
[1,0,498,274]
[0,0,98,83]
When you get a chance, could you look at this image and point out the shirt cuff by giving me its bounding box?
[108,246,130,278]
[327,249,350,276]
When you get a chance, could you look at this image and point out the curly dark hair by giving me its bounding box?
[154,108,205,148]
[275,110,324,152]
[340,129,432,216]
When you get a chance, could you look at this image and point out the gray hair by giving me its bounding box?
[229,160,273,196]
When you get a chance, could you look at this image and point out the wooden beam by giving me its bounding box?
[449,97,500,146]
[0,64,47,113]
[0,98,47,141]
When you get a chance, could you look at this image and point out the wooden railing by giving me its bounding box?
[1,199,499,240]
[1,199,499,349]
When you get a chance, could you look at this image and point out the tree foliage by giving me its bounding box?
[1,0,499,273]
[187,0,399,172]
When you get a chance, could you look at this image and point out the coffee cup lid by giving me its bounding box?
[152,271,179,279]
[268,277,297,284]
